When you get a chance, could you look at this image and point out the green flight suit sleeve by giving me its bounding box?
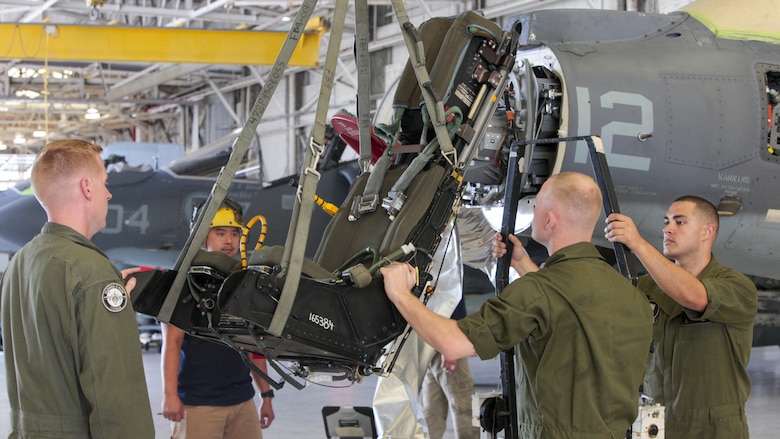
[457,277,549,360]
[692,268,757,325]
[75,274,154,439]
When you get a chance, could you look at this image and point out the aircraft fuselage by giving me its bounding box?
[511,9,780,281]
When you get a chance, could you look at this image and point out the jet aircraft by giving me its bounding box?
[0,0,777,361]
[0,133,359,270]
[482,0,780,348]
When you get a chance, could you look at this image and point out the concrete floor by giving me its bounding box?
[0,345,779,438]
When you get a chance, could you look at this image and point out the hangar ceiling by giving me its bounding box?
[0,0,667,159]
[1,0,607,157]
[0,0,350,154]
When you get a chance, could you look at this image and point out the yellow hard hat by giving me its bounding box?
[211,206,243,228]
[190,197,244,230]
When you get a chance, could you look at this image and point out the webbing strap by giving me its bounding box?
[269,173,319,336]
[307,0,346,149]
[269,0,348,336]
[157,0,319,324]
[355,0,373,172]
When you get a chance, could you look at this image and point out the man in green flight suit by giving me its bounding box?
[381,172,654,438]
[605,195,757,438]
[1,140,155,438]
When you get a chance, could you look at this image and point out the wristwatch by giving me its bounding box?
[260,390,275,399]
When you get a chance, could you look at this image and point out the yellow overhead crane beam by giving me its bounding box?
[0,18,326,66]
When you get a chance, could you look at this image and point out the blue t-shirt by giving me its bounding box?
[178,335,255,406]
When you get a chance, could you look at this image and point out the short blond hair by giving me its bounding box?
[545,172,603,230]
[31,140,104,204]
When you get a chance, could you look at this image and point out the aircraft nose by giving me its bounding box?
[0,194,46,253]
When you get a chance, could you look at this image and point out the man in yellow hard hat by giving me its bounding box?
[161,198,275,439]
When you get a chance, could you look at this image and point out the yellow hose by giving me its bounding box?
[241,215,267,269]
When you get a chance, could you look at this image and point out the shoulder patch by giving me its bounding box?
[102,282,128,313]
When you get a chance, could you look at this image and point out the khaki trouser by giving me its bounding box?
[171,398,262,439]
[421,355,479,439]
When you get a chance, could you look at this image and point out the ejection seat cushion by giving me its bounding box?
[313,164,449,273]
[218,267,406,365]
[248,245,337,281]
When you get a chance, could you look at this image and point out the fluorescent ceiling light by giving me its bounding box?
[15,90,40,99]
[85,107,101,120]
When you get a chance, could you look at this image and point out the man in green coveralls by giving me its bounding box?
[1,140,154,438]
[381,172,653,438]
[605,196,757,438]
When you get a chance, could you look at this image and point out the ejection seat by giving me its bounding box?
[133,10,519,381]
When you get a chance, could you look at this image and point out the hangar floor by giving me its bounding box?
[0,345,778,438]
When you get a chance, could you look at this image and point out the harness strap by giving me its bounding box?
[355,0,373,172]
[269,0,349,336]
